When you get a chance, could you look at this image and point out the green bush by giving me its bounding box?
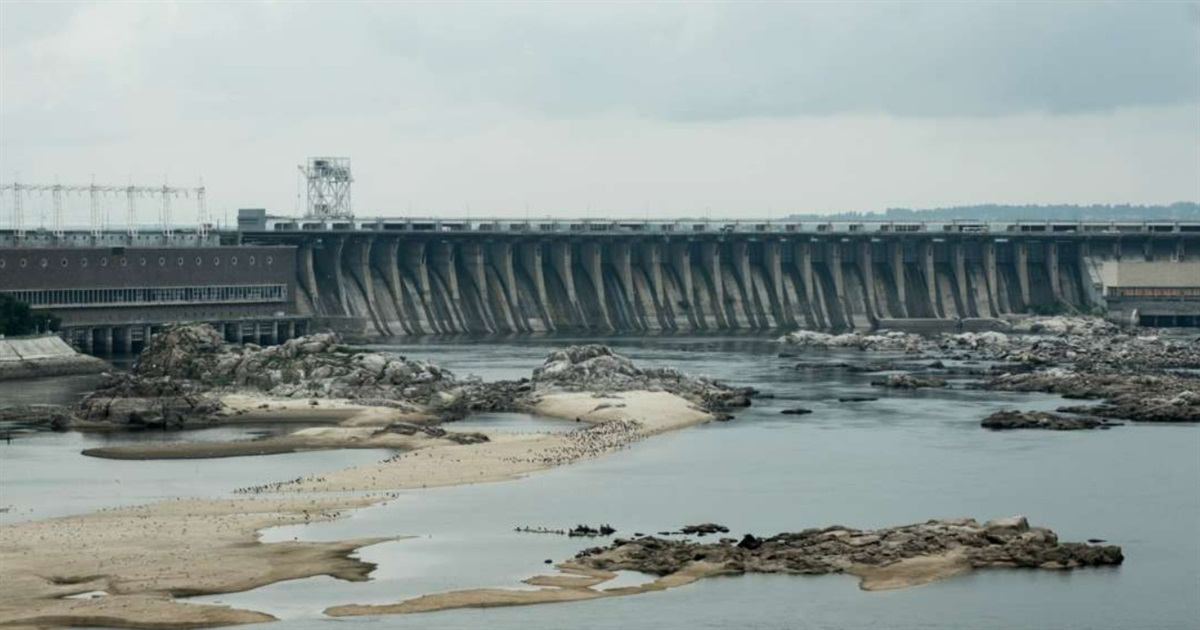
[0,295,60,335]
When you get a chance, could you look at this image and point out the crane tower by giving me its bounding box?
[299,157,353,219]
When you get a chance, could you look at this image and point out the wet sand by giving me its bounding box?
[0,496,389,629]
[322,551,987,618]
[1,389,715,628]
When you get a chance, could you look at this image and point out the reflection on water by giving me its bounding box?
[5,335,1200,629]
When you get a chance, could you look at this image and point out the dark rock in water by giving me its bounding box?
[838,396,879,403]
[680,523,730,536]
[713,413,735,422]
[569,524,617,538]
[736,534,764,550]
[382,422,446,438]
[781,408,813,415]
[870,374,948,389]
[544,559,553,564]
[574,517,1123,580]
[0,404,77,432]
[1087,538,1107,544]
[443,431,489,445]
[981,410,1108,431]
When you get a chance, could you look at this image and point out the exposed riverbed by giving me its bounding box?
[2,335,1198,629]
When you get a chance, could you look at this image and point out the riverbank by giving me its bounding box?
[0,336,109,381]
[0,495,387,629]
[1,389,719,627]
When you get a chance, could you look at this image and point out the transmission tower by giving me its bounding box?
[1,179,207,237]
[298,157,353,219]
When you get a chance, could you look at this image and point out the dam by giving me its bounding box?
[235,216,1200,336]
[3,216,1198,349]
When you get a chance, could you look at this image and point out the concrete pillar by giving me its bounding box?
[432,242,465,331]
[982,241,999,316]
[101,327,113,354]
[490,242,523,332]
[460,242,497,333]
[271,321,279,345]
[298,243,320,308]
[330,236,349,316]
[730,240,756,327]
[378,238,412,335]
[763,240,790,326]
[119,326,133,354]
[144,325,154,349]
[828,241,849,326]
[857,240,877,323]
[402,241,437,333]
[889,241,908,318]
[610,241,636,329]
[519,241,554,331]
[551,241,583,325]
[953,242,970,317]
[287,321,296,341]
[795,241,820,327]
[639,241,667,328]
[580,241,611,329]
[920,240,940,318]
[669,242,698,328]
[1046,241,1062,301]
[1015,241,1031,308]
[700,241,729,328]
[351,237,388,335]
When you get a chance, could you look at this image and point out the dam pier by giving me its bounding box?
[2,216,1198,352]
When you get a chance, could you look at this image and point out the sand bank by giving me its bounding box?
[270,390,713,494]
[0,496,388,629]
[324,561,728,617]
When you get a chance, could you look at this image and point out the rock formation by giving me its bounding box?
[980,410,1113,430]
[573,516,1122,582]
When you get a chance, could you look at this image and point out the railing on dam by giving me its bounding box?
[250,217,1200,236]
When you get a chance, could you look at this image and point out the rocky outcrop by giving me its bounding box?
[870,374,947,389]
[778,330,925,352]
[135,325,458,402]
[573,516,1122,579]
[0,404,75,432]
[76,372,221,429]
[980,410,1112,431]
[979,371,1200,423]
[529,345,754,413]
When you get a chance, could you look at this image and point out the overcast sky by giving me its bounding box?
[1,1,1198,226]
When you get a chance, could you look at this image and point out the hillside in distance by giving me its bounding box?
[786,203,1199,222]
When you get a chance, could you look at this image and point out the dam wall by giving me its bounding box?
[248,230,1200,336]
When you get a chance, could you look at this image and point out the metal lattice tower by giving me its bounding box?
[298,157,353,219]
[1,179,207,237]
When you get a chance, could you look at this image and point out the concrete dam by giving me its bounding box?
[241,220,1200,335]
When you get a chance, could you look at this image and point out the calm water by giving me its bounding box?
[4,335,1199,629]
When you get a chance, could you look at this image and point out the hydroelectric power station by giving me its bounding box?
[3,163,1198,354]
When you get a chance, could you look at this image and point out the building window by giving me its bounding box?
[40,258,48,268]
[213,256,220,266]
[230,256,238,266]
[158,257,166,266]
[19,258,27,268]
[249,255,256,266]
[60,258,68,267]
[121,257,128,267]
[266,255,274,265]
[80,258,88,268]
[177,256,185,266]
[196,256,203,266]
[139,257,147,266]
[100,257,108,267]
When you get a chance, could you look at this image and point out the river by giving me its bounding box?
[2,335,1198,629]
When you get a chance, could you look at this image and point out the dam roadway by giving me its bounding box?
[232,217,1200,335]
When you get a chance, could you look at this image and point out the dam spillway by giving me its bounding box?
[238,220,1200,335]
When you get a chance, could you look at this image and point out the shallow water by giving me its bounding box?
[6,335,1200,628]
